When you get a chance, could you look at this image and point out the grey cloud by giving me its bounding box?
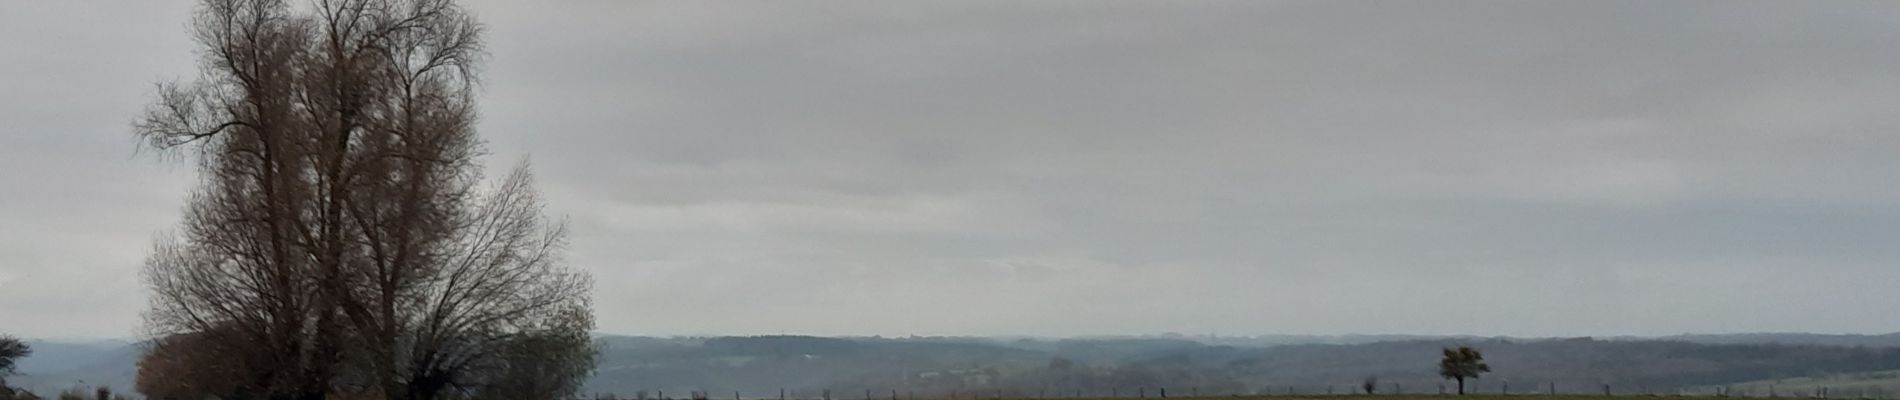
[5,1,1900,338]
[1,2,198,337]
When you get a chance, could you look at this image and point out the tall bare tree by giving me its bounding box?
[134,1,594,399]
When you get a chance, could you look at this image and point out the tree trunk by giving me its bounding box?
[1457,378,1466,396]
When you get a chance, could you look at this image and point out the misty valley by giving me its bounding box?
[14,334,1900,399]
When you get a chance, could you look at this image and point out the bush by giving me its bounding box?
[55,387,84,400]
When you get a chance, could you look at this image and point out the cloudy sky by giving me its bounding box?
[6,1,1900,339]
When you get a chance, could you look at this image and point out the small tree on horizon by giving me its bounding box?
[1439,346,1491,395]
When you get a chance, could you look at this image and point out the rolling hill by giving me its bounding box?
[13,333,1900,398]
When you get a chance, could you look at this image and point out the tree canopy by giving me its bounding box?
[1439,346,1491,395]
[0,335,30,396]
[133,1,593,399]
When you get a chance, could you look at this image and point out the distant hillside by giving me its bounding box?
[1690,369,1900,397]
[9,339,140,395]
[1196,338,1900,395]
[588,335,1052,396]
[1646,333,1900,348]
[13,333,1900,398]
[583,335,1900,397]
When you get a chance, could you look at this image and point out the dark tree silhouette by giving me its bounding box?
[1439,346,1491,395]
[133,1,593,399]
[136,329,249,400]
[0,335,29,396]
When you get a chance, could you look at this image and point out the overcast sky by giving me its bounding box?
[6,1,1900,339]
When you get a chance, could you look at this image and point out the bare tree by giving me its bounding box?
[0,335,29,396]
[1439,346,1491,395]
[134,1,593,399]
[465,325,599,400]
[136,329,252,400]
